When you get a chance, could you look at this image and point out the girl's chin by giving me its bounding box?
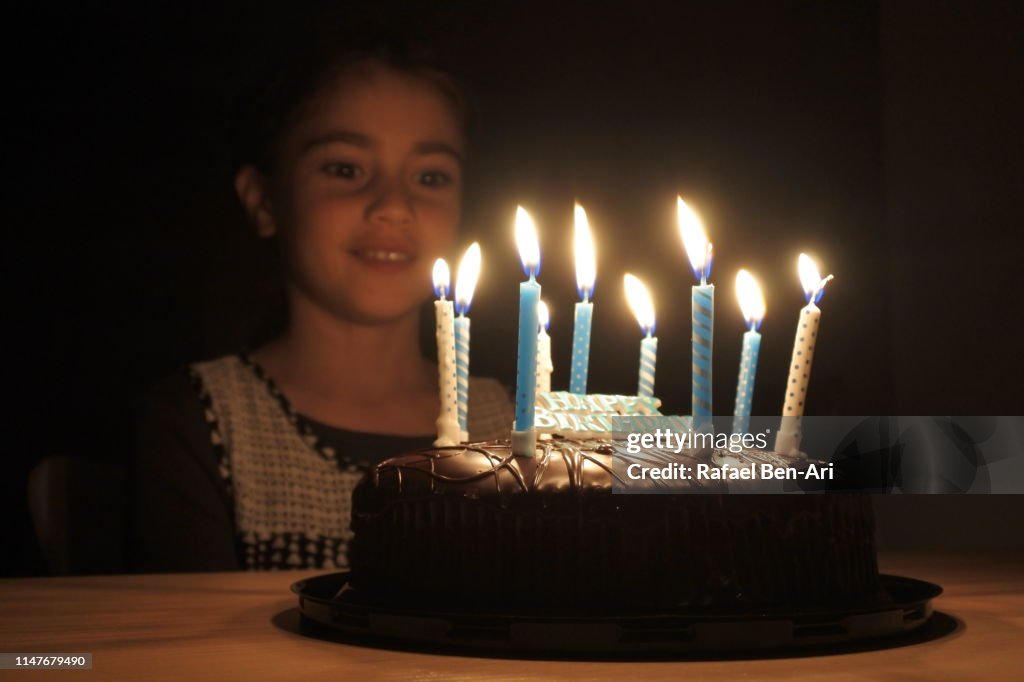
[335,298,425,326]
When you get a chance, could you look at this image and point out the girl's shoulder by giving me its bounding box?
[186,352,299,440]
[187,352,279,407]
[136,354,253,430]
[189,352,250,383]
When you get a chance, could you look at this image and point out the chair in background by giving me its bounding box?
[28,455,126,575]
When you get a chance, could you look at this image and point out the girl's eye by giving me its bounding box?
[418,170,452,187]
[322,162,364,180]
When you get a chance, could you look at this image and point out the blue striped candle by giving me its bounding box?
[453,242,481,442]
[569,203,597,395]
[639,335,658,398]
[569,300,592,394]
[691,284,714,426]
[624,273,657,398]
[454,315,470,435]
[678,197,713,431]
[513,207,541,455]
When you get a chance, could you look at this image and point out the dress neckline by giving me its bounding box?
[236,351,434,466]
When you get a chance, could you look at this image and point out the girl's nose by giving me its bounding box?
[366,178,414,227]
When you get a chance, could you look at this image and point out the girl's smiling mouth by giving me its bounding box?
[354,249,412,261]
[349,241,418,269]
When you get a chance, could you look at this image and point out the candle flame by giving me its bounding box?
[574,203,596,300]
[677,196,712,283]
[515,206,541,278]
[537,299,550,332]
[798,252,833,304]
[735,269,766,331]
[454,242,481,315]
[624,273,656,336]
[432,258,450,300]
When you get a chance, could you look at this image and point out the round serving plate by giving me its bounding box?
[291,573,944,657]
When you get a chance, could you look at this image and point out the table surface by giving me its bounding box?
[1,550,1022,680]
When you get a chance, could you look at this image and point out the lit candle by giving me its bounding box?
[536,300,553,394]
[454,242,481,442]
[513,206,542,456]
[624,274,657,398]
[732,269,766,436]
[678,197,714,429]
[432,258,460,446]
[774,253,834,455]
[569,203,597,395]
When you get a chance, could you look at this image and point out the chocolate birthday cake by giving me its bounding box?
[348,436,881,611]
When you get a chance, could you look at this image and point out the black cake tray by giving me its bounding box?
[291,573,943,657]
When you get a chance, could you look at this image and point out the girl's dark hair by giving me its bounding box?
[235,26,474,176]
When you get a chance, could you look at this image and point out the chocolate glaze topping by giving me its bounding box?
[367,438,813,498]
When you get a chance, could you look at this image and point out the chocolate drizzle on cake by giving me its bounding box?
[370,439,627,496]
[368,439,816,497]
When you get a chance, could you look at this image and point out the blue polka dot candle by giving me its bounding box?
[624,274,658,398]
[454,242,481,442]
[513,206,542,456]
[432,258,460,446]
[569,203,597,395]
[678,197,714,431]
[732,269,766,436]
[775,253,834,455]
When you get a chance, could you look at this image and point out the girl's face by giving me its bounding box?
[268,61,464,324]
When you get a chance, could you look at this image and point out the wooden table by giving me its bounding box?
[1,551,1021,680]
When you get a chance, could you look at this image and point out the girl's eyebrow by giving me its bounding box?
[300,129,463,163]
[415,141,464,164]
[301,130,370,153]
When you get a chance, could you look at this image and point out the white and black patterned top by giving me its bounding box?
[126,352,513,572]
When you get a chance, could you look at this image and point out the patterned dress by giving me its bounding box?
[127,352,512,572]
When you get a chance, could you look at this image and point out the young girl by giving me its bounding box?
[126,37,513,572]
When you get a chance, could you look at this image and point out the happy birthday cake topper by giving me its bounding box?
[534,391,689,437]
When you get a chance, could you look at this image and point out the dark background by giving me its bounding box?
[5,1,1023,575]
